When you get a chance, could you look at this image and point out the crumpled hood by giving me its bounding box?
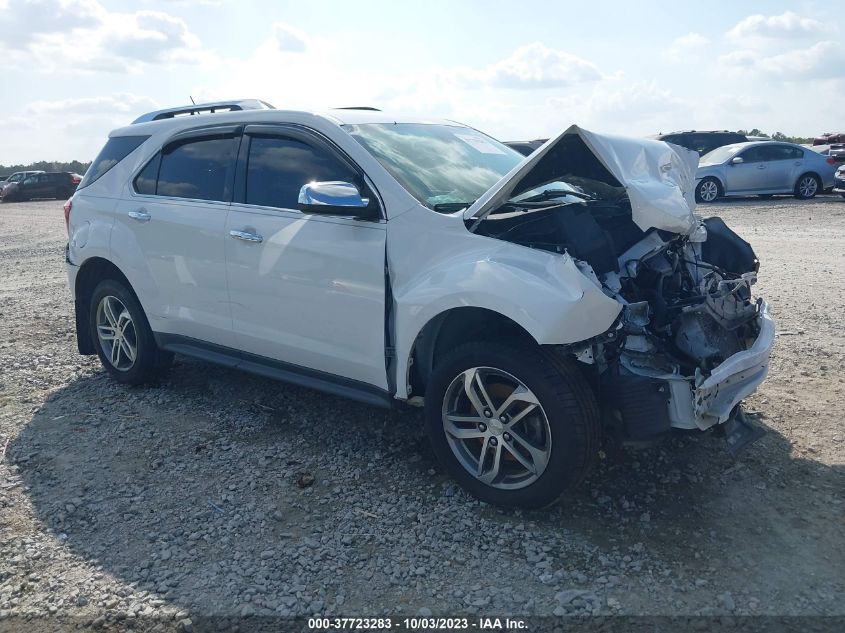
[465,125,700,235]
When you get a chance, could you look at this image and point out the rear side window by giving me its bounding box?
[245,135,357,209]
[156,136,237,201]
[78,135,149,189]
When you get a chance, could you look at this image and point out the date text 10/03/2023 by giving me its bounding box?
[307,617,528,630]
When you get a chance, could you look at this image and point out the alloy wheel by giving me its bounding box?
[798,176,817,198]
[95,295,137,371]
[441,367,552,490]
[699,180,719,202]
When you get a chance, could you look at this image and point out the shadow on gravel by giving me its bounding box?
[10,357,845,616]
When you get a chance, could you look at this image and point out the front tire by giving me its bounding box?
[89,279,171,384]
[695,177,721,203]
[794,173,820,199]
[424,342,599,508]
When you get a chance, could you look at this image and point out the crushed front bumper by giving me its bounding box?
[666,300,775,430]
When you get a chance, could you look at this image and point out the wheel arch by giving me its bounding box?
[73,257,138,355]
[406,307,537,399]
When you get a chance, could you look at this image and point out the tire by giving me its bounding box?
[424,342,600,508]
[89,279,172,385]
[695,177,721,203]
[794,173,820,199]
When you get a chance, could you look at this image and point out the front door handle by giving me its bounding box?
[757,165,766,170]
[229,229,263,243]
[127,210,151,223]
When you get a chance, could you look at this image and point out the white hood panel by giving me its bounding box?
[466,125,700,235]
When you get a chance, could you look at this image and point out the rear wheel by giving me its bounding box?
[794,173,820,199]
[424,342,599,508]
[89,279,172,384]
[695,177,721,203]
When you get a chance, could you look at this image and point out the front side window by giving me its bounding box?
[78,135,149,189]
[344,123,523,210]
[156,135,237,201]
[245,135,358,209]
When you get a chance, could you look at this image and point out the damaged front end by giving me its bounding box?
[465,125,774,448]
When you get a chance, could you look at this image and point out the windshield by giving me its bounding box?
[343,123,523,210]
[700,144,743,165]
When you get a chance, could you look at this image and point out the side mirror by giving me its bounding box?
[297,181,377,219]
[730,156,744,165]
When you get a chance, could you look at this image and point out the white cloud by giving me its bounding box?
[482,42,603,89]
[727,11,829,41]
[672,32,710,49]
[720,41,845,80]
[0,0,214,72]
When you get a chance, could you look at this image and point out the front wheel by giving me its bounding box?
[89,279,172,384]
[424,342,599,508]
[695,177,721,203]
[794,174,820,199]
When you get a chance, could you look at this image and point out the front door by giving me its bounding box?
[225,126,388,389]
[725,146,768,193]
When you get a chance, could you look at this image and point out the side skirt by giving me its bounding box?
[154,333,394,410]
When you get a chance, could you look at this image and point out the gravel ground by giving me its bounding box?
[0,196,843,629]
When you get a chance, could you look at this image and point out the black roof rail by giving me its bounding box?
[132,99,275,124]
[332,106,382,111]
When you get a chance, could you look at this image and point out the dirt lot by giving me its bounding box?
[1,196,843,628]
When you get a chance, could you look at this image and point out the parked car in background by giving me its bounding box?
[64,99,773,507]
[0,174,10,183]
[694,141,836,202]
[505,139,548,156]
[834,165,845,198]
[0,170,44,194]
[654,130,752,156]
[0,171,79,202]
[813,132,845,146]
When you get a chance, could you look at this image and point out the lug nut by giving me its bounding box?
[500,414,509,423]
[490,437,498,446]
[483,409,492,418]
[478,422,487,432]
[503,432,511,442]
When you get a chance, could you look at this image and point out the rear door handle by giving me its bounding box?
[229,230,263,243]
[127,210,151,223]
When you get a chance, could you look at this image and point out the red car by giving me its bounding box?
[813,132,845,145]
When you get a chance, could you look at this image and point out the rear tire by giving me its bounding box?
[424,342,599,508]
[794,173,820,199]
[89,279,171,385]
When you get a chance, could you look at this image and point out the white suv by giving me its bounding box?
[66,100,774,508]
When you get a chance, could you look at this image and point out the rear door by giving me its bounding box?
[224,125,388,388]
[112,126,240,347]
[763,145,804,192]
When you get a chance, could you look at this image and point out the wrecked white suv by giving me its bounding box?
[66,100,774,508]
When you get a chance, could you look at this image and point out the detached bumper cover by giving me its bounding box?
[693,300,775,427]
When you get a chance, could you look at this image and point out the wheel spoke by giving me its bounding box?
[476,436,491,477]
[496,384,539,417]
[462,369,489,417]
[102,297,119,327]
[507,430,549,474]
[503,403,538,429]
[110,338,122,366]
[472,371,496,413]
[120,338,136,363]
[444,414,486,440]
[97,325,116,341]
[478,442,503,484]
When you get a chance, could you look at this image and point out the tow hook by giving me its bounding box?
[722,406,766,456]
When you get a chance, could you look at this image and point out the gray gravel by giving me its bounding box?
[0,197,844,627]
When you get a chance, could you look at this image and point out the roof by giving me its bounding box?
[112,100,462,137]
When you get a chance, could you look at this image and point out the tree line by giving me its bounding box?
[0,160,91,176]
[737,129,814,145]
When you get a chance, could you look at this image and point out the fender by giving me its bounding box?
[387,206,621,399]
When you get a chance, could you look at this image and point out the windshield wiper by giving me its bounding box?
[433,201,475,213]
[516,189,597,203]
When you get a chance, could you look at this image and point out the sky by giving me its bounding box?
[0,0,843,164]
